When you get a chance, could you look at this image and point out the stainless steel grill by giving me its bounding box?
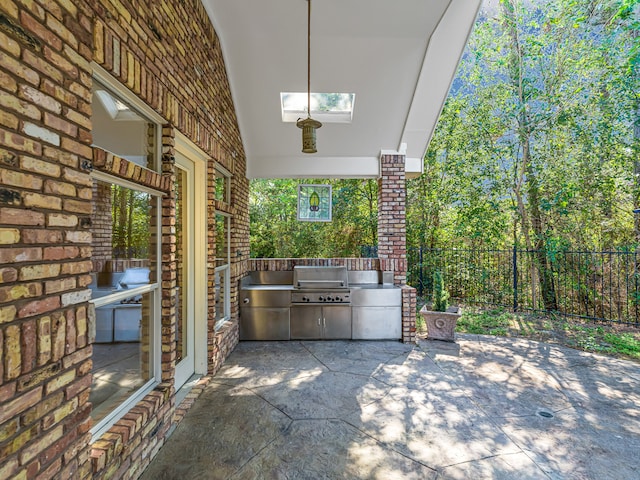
[292,266,349,289]
[291,266,351,305]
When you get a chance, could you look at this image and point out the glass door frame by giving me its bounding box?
[174,134,208,388]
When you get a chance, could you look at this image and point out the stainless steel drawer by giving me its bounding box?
[240,288,291,308]
[240,307,290,340]
[351,287,401,307]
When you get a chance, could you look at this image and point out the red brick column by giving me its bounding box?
[377,154,415,343]
[377,154,407,284]
[401,285,417,344]
[160,126,177,383]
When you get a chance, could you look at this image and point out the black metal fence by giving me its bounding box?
[362,246,640,325]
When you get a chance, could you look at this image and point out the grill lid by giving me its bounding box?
[117,267,150,290]
[293,266,348,289]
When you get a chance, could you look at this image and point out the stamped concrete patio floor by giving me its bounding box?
[141,336,640,479]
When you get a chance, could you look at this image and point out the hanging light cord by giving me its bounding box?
[307,0,311,118]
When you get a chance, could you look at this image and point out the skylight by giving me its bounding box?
[94,90,142,121]
[281,92,355,123]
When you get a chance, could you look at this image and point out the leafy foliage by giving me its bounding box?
[455,308,512,335]
[111,184,150,258]
[250,179,377,257]
[407,0,639,252]
[454,307,640,360]
[250,0,639,263]
[432,270,450,312]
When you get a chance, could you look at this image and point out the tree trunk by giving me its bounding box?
[634,27,640,244]
[502,0,557,311]
[526,157,558,310]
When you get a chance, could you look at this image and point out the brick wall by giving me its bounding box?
[0,1,96,478]
[207,146,246,374]
[377,154,407,285]
[401,285,417,344]
[0,1,248,479]
[377,154,415,343]
[248,258,382,271]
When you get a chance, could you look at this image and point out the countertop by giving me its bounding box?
[241,284,399,290]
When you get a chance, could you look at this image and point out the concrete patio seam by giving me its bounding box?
[229,418,295,479]
[247,389,296,421]
[340,417,439,474]
[300,340,332,371]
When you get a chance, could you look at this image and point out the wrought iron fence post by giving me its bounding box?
[513,244,518,312]
[419,246,424,296]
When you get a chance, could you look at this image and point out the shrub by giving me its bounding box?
[433,270,449,312]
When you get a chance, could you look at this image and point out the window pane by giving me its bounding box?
[281,92,355,123]
[90,291,153,423]
[89,179,158,424]
[92,86,157,170]
[91,180,156,291]
[214,268,228,323]
[215,213,229,268]
[215,171,229,203]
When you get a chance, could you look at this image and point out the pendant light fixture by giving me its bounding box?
[297,0,321,154]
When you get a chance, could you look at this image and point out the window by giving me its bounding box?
[215,167,231,204]
[89,76,162,439]
[92,80,160,171]
[89,178,161,436]
[281,92,355,123]
[297,184,332,222]
[214,213,230,329]
[175,168,187,364]
[213,165,231,330]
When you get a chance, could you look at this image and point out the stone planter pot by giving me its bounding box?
[419,305,462,342]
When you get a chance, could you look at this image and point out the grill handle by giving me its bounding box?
[296,280,345,287]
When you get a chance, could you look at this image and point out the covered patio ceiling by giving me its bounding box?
[203,0,481,179]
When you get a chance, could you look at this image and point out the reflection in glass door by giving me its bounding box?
[174,158,195,389]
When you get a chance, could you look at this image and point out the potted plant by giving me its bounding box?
[419,270,461,342]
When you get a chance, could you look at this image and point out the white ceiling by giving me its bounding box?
[203,0,481,179]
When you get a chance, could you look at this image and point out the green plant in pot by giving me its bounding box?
[419,270,461,342]
[432,270,449,312]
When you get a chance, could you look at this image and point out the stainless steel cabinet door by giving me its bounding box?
[322,306,351,339]
[240,307,290,340]
[290,306,322,339]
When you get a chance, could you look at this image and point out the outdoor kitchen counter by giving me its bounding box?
[350,284,400,289]
[239,285,294,290]
[241,284,398,288]
[239,269,402,341]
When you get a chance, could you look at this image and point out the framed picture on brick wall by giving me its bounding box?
[297,184,332,222]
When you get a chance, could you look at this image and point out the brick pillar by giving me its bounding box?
[159,125,177,382]
[377,154,407,284]
[377,154,415,343]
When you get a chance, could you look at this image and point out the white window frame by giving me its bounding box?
[88,175,163,440]
[214,212,231,331]
[215,165,232,205]
[89,64,165,439]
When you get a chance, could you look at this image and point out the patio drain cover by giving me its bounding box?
[537,410,554,418]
